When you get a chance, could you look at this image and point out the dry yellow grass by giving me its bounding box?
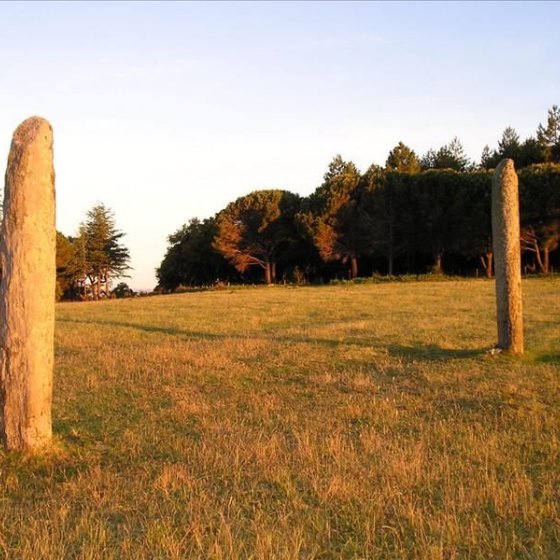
[0,278,559,558]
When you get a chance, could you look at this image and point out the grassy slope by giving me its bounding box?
[0,278,559,559]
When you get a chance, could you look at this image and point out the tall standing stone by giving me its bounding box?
[491,158,524,354]
[0,117,56,452]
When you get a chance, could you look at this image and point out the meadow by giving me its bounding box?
[0,278,559,559]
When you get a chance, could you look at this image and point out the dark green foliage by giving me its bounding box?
[78,204,130,299]
[518,164,560,272]
[452,172,494,276]
[156,218,237,290]
[362,170,410,275]
[112,282,136,298]
[415,170,467,272]
[480,145,493,170]
[537,105,560,163]
[498,127,521,160]
[482,131,547,170]
[517,137,548,168]
[85,204,130,273]
[361,165,560,276]
[422,138,470,172]
[519,164,560,220]
[157,154,560,286]
[55,231,76,301]
[298,155,371,279]
[481,106,560,170]
[55,204,130,300]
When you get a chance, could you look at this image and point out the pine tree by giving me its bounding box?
[385,142,421,174]
[537,105,560,162]
[480,145,493,170]
[299,155,371,278]
[76,204,130,299]
[213,190,300,284]
[422,138,470,171]
[497,127,521,160]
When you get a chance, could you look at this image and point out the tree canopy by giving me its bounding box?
[155,105,560,289]
[157,217,236,290]
[298,155,371,279]
[385,142,421,174]
[56,203,130,300]
[213,190,301,284]
[422,137,470,171]
[537,105,560,163]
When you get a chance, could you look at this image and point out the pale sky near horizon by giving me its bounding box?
[0,1,558,290]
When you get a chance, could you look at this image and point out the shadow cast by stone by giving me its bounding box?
[59,318,488,364]
[58,317,215,339]
[58,317,374,348]
[533,352,560,364]
[388,344,484,362]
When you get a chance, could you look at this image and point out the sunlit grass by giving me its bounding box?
[1,278,559,558]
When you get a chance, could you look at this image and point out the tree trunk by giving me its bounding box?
[350,256,358,279]
[0,117,56,452]
[433,250,443,274]
[271,262,276,284]
[534,243,545,274]
[480,252,493,278]
[264,262,272,285]
[543,248,550,275]
[387,219,395,275]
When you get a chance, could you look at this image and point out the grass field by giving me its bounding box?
[0,278,559,559]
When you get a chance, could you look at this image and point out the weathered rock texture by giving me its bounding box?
[491,159,524,354]
[0,117,56,452]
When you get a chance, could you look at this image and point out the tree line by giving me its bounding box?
[157,106,560,289]
[56,203,131,300]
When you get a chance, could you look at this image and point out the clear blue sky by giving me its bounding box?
[1,1,558,290]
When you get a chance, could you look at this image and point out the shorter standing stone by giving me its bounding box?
[491,158,523,354]
[0,117,56,452]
